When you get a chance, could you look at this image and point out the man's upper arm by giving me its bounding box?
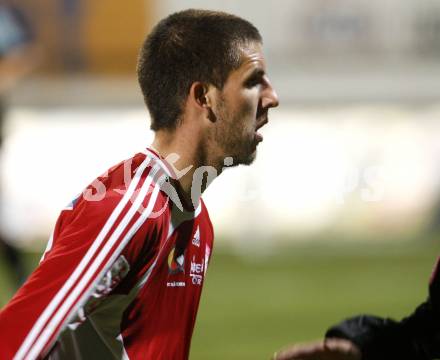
[0,175,164,359]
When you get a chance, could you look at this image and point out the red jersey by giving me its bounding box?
[0,148,214,360]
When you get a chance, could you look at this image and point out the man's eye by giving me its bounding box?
[246,77,260,88]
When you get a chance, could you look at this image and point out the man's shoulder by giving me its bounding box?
[86,151,169,198]
[61,151,170,220]
[51,151,172,255]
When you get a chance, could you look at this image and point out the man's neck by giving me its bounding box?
[151,130,221,210]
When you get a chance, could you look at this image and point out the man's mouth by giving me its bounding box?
[255,116,268,142]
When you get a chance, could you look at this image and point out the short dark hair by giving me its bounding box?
[137,9,262,131]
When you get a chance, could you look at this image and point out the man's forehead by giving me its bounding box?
[240,42,266,66]
[237,42,266,72]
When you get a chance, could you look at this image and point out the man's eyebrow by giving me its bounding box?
[245,68,266,81]
[249,68,265,77]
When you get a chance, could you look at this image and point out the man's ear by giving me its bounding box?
[191,82,212,108]
[189,82,217,123]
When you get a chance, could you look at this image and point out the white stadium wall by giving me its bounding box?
[2,105,440,248]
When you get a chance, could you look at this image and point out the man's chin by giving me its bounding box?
[238,149,257,166]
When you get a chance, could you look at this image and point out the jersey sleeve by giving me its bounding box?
[0,163,166,360]
[325,257,440,360]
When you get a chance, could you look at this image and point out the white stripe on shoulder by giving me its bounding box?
[55,178,164,348]
[15,155,153,360]
[24,168,162,360]
[144,148,172,177]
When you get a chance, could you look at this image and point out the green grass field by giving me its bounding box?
[1,240,438,359]
[190,240,440,359]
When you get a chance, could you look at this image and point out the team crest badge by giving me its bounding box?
[168,247,185,275]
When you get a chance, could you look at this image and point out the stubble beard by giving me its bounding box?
[213,97,256,167]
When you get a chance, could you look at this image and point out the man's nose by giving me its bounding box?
[262,80,279,109]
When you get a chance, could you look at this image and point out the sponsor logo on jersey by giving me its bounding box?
[167,245,207,287]
[190,255,204,286]
[192,226,200,247]
[166,281,186,287]
[168,246,185,275]
[167,246,187,287]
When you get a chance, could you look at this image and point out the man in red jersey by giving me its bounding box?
[0,9,278,360]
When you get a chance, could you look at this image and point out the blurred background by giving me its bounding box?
[1,0,440,358]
